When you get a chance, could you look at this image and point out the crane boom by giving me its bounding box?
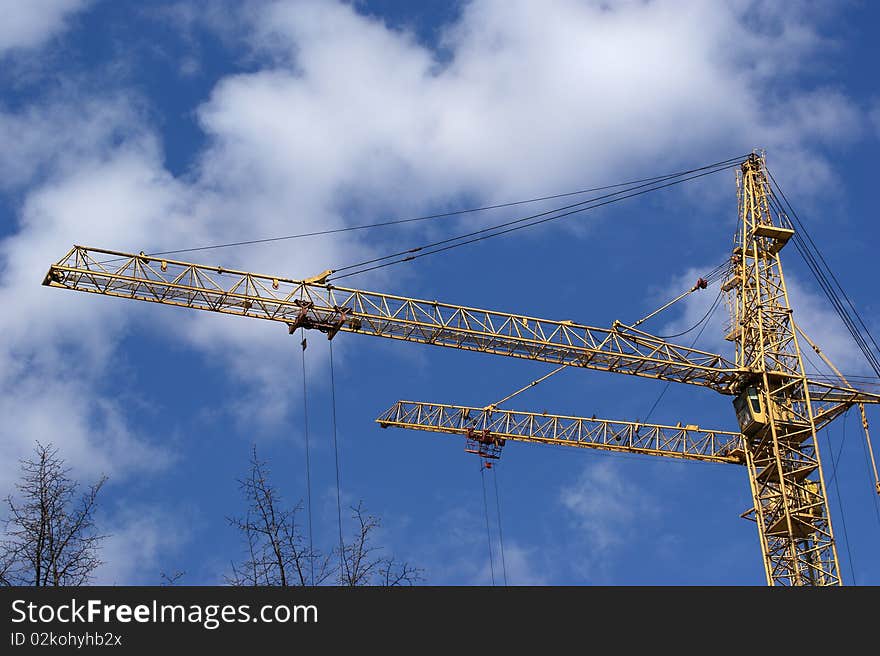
[43,245,740,391]
[377,400,745,465]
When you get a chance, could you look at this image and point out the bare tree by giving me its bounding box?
[378,555,424,587]
[227,446,331,586]
[228,447,421,586]
[159,570,185,585]
[338,501,422,587]
[0,548,16,586]
[1,442,107,586]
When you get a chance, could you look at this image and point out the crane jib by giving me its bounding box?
[43,245,747,393]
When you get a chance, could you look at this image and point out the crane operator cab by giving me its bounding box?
[733,386,767,436]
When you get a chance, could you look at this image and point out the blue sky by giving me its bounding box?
[1,0,879,585]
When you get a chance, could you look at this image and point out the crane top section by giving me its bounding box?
[44,245,740,392]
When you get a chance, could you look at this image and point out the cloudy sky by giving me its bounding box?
[1,0,879,585]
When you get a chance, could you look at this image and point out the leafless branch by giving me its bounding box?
[338,501,423,586]
[1,442,108,586]
[160,570,185,585]
[227,448,422,587]
[227,446,329,586]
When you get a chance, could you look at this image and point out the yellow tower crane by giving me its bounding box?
[42,153,880,585]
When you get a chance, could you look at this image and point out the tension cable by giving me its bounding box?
[299,330,315,586]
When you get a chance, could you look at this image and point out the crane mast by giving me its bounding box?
[725,153,839,585]
[41,153,880,585]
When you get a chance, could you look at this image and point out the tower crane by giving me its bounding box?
[42,153,880,585]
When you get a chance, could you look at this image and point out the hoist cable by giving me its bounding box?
[493,467,508,587]
[807,374,880,383]
[488,364,568,410]
[792,337,880,395]
[329,160,743,281]
[630,260,727,329]
[859,405,880,497]
[793,231,880,375]
[828,409,850,488]
[799,341,836,386]
[480,462,496,586]
[641,289,721,424]
[768,170,880,359]
[859,417,880,527]
[101,155,747,263]
[765,193,880,377]
[299,330,315,586]
[784,224,880,375]
[655,289,723,340]
[84,155,757,264]
[823,426,857,585]
[765,171,880,376]
[328,341,347,583]
[633,288,696,328]
[330,158,743,275]
[486,263,728,412]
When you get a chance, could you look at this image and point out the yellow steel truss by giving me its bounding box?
[43,247,740,390]
[377,401,744,464]
[42,247,877,407]
[727,154,840,585]
[41,153,880,585]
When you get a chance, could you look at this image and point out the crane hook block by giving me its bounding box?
[464,426,505,460]
[286,300,353,340]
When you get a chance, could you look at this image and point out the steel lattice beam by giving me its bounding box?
[729,154,841,585]
[377,401,745,465]
[43,246,741,391]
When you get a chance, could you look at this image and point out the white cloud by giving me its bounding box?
[560,460,657,562]
[0,0,89,56]
[0,381,172,493]
[656,261,871,376]
[410,502,550,584]
[94,505,189,585]
[0,110,188,489]
[651,261,735,356]
[787,276,873,376]
[770,89,865,147]
[235,0,862,203]
[870,100,880,139]
[0,93,145,192]
[471,541,548,586]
